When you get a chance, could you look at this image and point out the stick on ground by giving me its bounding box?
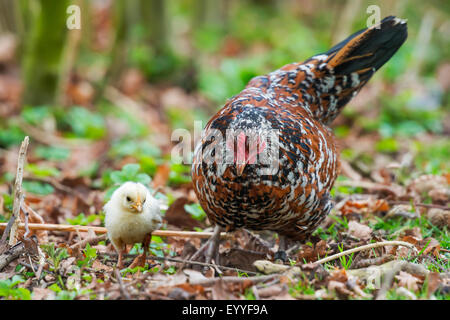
[0,223,230,239]
[9,136,29,246]
[314,241,417,265]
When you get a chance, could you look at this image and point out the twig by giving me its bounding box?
[9,136,29,246]
[314,241,417,265]
[0,242,26,271]
[70,234,107,250]
[388,200,450,211]
[334,180,404,197]
[23,203,30,239]
[99,252,258,276]
[114,268,131,300]
[189,274,277,287]
[0,223,230,239]
[0,214,15,245]
[352,254,395,269]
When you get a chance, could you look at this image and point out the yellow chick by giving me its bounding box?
[104,182,162,268]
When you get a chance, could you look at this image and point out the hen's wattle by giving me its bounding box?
[191,17,407,252]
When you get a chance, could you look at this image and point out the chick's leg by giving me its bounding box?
[129,233,152,269]
[113,238,126,269]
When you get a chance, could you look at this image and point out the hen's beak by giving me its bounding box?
[236,162,246,176]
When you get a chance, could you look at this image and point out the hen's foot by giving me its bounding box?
[274,250,288,262]
[186,225,222,269]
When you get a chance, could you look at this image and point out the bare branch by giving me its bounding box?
[0,222,231,239]
[9,136,29,245]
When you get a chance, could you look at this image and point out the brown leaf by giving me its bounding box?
[418,238,440,257]
[297,240,328,262]
[407,174,448,195]
[257,284,285,298]
[176,283,205,295]
[164,197,203,230]
[348,221,372,240]
[220,248,267,272]
[92,260,113,272]
[153,163,171,189]
[31,288,54,300]
[395,271,422,292]
[404,227,422,240]
[211,280,237,300]
[327,280,354,298]
[339,198,390,216]
[385,205,418,219]
[329,269,348,283]
[427,272,442,298]
[427,208,450,228]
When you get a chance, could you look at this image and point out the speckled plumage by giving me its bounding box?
[192,17,407,241]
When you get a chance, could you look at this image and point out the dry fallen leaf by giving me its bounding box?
[328,280,354,298]
[31,288,54,300]
[297,240,328,262]
[164,197,203,230]
[395,271,422,292]
[348,220,372,240]
[427,208,450,228]
[339,198,390,216]
[92,260,113,272]
[329,269,348,283]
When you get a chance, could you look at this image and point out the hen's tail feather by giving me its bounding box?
[295,16,407,124]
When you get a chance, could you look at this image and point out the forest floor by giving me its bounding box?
[0,72,448,300]
[0,4,449,299]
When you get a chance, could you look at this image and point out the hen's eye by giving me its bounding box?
[126,196,131,202]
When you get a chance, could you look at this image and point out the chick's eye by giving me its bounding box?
[126,196,131,202]
[142,199,146,203]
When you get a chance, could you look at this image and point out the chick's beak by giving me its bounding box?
[131,201,143,213]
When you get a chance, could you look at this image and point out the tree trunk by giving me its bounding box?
[22,0,69,106]
[140,0,167,55]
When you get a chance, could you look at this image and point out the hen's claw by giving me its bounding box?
[187,225,222,269]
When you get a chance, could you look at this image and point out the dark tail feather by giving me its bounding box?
[305,16,408,124]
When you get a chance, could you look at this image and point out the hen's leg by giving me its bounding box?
[129,233,152,269]
[189,225,223,265]
[274,235,289,262]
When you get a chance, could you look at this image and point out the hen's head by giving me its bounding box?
[112,182,149,214]
[224,108,272,176]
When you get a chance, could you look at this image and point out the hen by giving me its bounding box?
[191,16,407,263]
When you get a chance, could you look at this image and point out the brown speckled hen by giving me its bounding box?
[191,16,407,263]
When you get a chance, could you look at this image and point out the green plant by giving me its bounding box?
[48,283,78,300]
[104,163,152,200]
[66,213,102,226]
[41,243,69,272]
[0,275,31,300]
[77,243,97,268]
[184,203,206,221]
[25,163,60,178]
[34,145,70,161]
[22,180,54,195]
[338,244,354,270]
[62,106,106,140]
